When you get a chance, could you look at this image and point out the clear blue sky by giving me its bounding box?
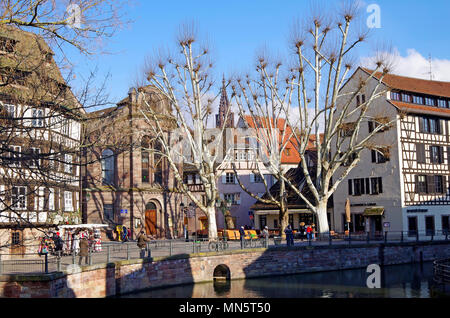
[63,0,450,110]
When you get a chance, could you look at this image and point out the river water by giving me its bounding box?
[121,262,436,298]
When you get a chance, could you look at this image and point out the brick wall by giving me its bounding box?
[1,241,449,298]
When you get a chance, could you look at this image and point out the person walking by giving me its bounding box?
[311,224,316,240]
[239,226,246,249]
[78,237,89,265]
[299,222,306,241]
[261,226,270,248]
[137,230,150,258]
[72,233,80,256]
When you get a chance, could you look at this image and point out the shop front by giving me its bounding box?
[363,207,384,236]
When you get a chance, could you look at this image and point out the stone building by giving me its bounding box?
[82,86,184,240]
[0,26,83,255]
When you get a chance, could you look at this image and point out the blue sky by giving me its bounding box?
[62,0,450,110]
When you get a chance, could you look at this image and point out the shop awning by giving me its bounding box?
[363,207,385,216]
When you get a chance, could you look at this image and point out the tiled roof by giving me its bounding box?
[241,115,322,164]
[389,101,450,117]
[362,68,450,98]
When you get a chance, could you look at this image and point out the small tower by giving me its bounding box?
[216,76,234,129]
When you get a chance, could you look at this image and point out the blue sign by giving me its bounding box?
[120,209,128,214]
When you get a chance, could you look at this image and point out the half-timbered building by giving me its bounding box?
[332,67,450,238]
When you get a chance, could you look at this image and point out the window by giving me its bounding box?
[32,109,44,127]
[437,99,448,108]
[259,215,267,229]
[251,173,264,183]
[370,177,383,195]
[408,217,418,237]
[425,216,435,236]
[141,137,150,183]
[11,232,22,246]
[101,149,115,185]
[224,172,236,184]
[434,175,444,194]
[64,154,73,174]
[274,219,278,229]
[413,95,424,105]
[353,179,364,196]
[391,92,400,101]
[64,191,73,212]
[401,93,412,103]
[419,117,441,134]
[154,140,163,184]
[12,186,27,210]
[6,146,21,167]
[62,118,70,136]
[224,193,240,205]
[48,188,55,211]
[356,94,365,106]
[28,148,40,168]
[425,97,436,106]
[442,216,449,234]
[416,144,426,164]
[415,175,428,194]
[371,150,388,164]
[1,103,15,118]
[430,146,444,164]
[104,204,114,222]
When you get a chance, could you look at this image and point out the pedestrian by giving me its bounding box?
[239,226,246,249]
[72,233,80,256]
[299,222,306,241]
[78,237,89,265]
[137,230,150,258]
[306,225,312,241]
[284,225,294,246]
[311,224,316,240]
[261,226,269,239]
[122,226,128,242]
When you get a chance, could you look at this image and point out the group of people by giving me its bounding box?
[298,223,316,241]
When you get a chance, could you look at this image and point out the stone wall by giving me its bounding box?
[1,241,449,298]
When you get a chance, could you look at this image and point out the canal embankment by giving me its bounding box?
[1,240,449,298]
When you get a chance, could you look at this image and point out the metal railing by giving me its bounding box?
[433,259,450,285]
[0,230,448,275]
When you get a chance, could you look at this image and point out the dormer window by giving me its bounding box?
[437,99,448,108]
[401,93,412,103]
[391,92,400,101]
[425,97,436,106]
[413,95,424,105]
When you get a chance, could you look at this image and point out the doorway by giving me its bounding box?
[145,202,158,237]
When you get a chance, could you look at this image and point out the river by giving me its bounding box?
[120,262,436,298]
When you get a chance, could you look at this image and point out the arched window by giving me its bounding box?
[145,202,157,210]
[141,136,151,183]
[101,149,115,185]
[154,140,163,184]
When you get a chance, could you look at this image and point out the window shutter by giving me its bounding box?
[368,121,374,133]
[235,174,238,184]
[348,179,353,195]
[371,150,377,163]
[427,175,435,194]
[415,175,419,194]
[378,177,383,194]
[418,117,424,132]
[219,193,224,200]
[439,119,443,135]
[360,179,366,195]
[250,173,255,183]
[366,178,371,194]
[439,147,444,164]
[416,144,426,164]
[222,174,226,184]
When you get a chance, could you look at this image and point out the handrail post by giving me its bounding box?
[366,232,370,244]
[89,248,93,265]
[348,231,351,245]
[147,242,151,258]
[169,240,173,256]
[126,243,130,260]
[72,250,76,264]
[416,231,419,242]
[57,253,61,272]
[329,233,332,246]
[107,245,111,263]
[401,231,404,243]
[265,236,268,248]
[384,231,388,243]
[44,253,48,274]
[192,240,195,253]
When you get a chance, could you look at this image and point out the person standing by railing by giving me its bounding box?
[137,231,150,258]
[78,237,89,265]
[239,226,246,249]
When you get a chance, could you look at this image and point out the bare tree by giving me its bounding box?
[137,24,234,241]
[232,1,395,235]
[0,0,130,55]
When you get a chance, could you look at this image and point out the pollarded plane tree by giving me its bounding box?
[230,62,300,237]
[235,2,396,235]
[138,24,234,241]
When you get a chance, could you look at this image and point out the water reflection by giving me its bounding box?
[121,262,435,298]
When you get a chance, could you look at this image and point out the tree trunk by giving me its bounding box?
[280,207,289,239]
[316,200,330,234]
[206,205,218,241]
